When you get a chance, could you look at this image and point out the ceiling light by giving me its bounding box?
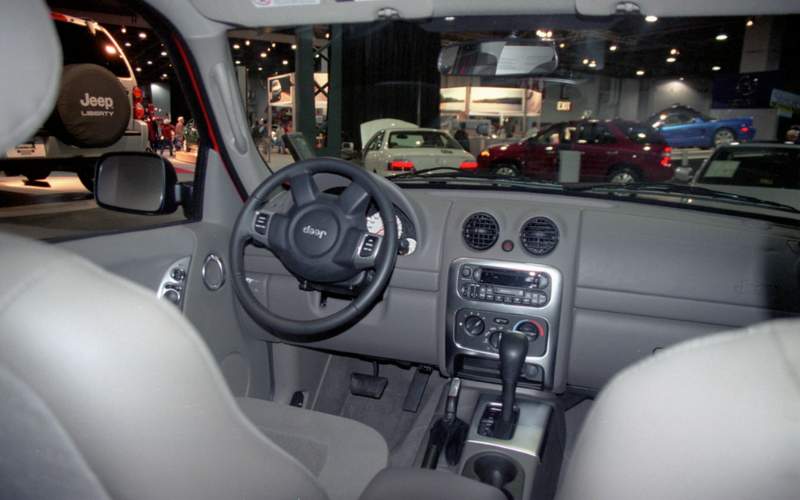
[666,57,676,63]
[746,19,754,27]
[315,54,320,59]
[161,73,167,78]
[124,42,131,47]
[245,40,250,46]
[160,51,167,57]
[135,66,141,72]
[147,60,153,65]
[715,33,728,41]
[325,33,330,39]
[712,65,721,71]
[235,60,241,65]
[444,16,455,21]
[609,44,618,52]
[260,52,267,58]
[233,43,240,49]
[104,44,117,55]
[258,66,263,71]
[636,69,645,76]
[670,48,679,55]
[535,29,553,39]
[282,59,289,65]
[272,42,276,48]
[644,15,658,23]
[679,77,685,81]
[120,26,127,34]
[138,32,147,40]
[588,60,597,68]
[291,44,297,50]
[559,42,566,48]
[582,58,589,65]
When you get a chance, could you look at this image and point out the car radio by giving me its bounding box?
[457,264,551,307]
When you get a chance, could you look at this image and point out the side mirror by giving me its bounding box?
[95,152,180,214]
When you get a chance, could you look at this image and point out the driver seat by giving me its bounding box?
[0,232,387,500]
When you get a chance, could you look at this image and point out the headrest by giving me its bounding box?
[0,0,61,153]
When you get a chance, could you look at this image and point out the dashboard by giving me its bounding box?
[240,176,800,393]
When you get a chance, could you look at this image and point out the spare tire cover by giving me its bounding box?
[48,64,131,148]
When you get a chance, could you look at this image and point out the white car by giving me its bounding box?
[361,119,476,175]
[690,143,800,211]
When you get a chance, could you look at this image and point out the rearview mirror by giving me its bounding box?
[95,152,179,214]
[438,40,558,77]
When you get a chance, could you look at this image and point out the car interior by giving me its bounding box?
[1,0,799,500]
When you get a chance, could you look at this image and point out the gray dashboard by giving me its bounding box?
[239,181,800,393]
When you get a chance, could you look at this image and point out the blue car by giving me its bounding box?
[647,106,756,149]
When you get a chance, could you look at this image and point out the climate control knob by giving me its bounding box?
[464,315,486,336]
[513,320,542,339]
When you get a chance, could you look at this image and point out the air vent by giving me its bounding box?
[463,213,499,251]
[520,217,559,256]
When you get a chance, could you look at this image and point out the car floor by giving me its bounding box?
[311,357,447,467]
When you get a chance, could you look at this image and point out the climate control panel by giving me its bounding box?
[455,309,548,357]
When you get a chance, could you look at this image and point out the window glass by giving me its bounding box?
[698,148,800,189]
[387,131,461,149]
[594,124,616,144]
[0,3,202,240]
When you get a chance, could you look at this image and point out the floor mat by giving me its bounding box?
[312,356,446,466]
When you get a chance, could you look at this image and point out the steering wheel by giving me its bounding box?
[230,158,399,342]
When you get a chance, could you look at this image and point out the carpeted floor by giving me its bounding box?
[312,356,447,467]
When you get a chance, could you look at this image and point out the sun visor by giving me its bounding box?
[576,0,800,17]
[0,0,62,153]
[189,0,434,28]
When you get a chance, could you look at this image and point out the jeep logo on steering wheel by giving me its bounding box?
[302,224,328,239]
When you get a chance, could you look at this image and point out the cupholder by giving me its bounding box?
[463,452,524,500]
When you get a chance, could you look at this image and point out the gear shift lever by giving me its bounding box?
[494,331,528,439]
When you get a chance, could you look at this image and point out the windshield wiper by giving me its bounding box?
[568,182,800,214]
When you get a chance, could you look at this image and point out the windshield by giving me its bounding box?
[232,12,800,221]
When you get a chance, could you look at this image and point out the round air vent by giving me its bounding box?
[520,217,559,256]
[463,212,499,251]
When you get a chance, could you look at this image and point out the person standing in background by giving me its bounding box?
[160,118,175,157]
[454,122,470,152]
[175,116,185,152]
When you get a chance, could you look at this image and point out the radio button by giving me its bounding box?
[461,266,472,278]
[538,274,550,289]
[493,317,509,325]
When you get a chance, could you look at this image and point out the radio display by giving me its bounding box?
[479,268,530,288]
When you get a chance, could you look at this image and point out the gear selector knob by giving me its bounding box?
[496,331,528,438]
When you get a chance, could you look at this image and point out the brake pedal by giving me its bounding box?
[350,361,388,399]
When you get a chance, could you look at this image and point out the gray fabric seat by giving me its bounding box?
[0,231,384,500]
[556,319,800,500]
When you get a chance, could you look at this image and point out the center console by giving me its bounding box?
[446,258,563,389]
[438,259,564,499]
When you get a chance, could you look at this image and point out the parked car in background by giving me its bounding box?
[477,119,674,183]
[647,105,755,149]
[0,12,148,191]
[361,119,477,175]
[690,143,800,210]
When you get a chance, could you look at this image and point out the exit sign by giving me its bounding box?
[556,100,572,111]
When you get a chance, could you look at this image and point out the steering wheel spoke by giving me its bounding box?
[352,231,383,270]
[248,210,287,250]
[288,171,319,207]
[337,182,371,215]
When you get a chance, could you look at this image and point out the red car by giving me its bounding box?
[477,120,674,184]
